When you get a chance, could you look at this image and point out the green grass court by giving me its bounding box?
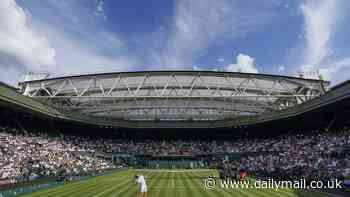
[21,169,340,197]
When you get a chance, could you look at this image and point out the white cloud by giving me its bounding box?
[159,0,275,67]
[278,66,286,73]
[319,58,350,83]
[0,0,137,85]
[301,0,340,67]
[299,0,350,84]
[0,0,56,72]
[29,16,138,77]
[217,58,225,63]
[226,53,258,73]
[192,65,200,70]
[96,1,104,12]
[94,0,107,20]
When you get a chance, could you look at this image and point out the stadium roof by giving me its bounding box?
[16,71,330,127]
[1,74,349,129]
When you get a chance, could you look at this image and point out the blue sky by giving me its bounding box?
[1,0,350,86]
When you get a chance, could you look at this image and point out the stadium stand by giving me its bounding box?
[1,73,350,196]
[1,121,349,185]
[0,124,114,184]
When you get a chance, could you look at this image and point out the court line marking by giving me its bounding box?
[171,172,175,188]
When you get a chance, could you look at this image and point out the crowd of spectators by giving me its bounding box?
[1,123,350,183]
[0,126,114,183]
[220,130,350,182]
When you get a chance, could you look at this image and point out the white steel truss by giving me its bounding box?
[19,71,329,121]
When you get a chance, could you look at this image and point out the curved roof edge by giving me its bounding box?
[236,80,350,126]
[0,81,18,91]
[19,70,329,84]
[330,79,350,90]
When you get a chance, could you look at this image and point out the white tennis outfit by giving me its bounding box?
[137,175,147,192]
